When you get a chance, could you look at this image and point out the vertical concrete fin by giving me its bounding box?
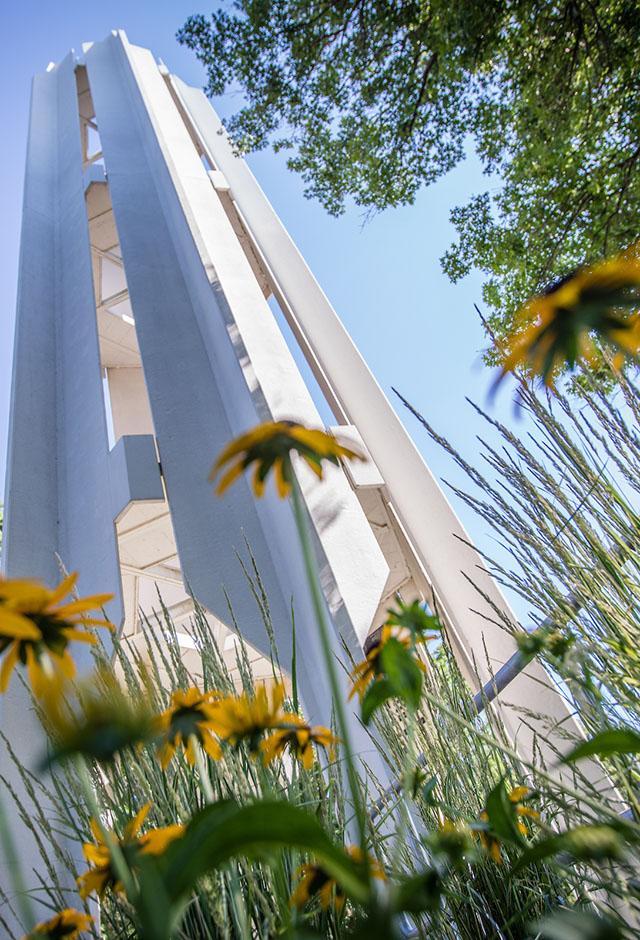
[3,54,122,628]
[3,72,59,585]
[1,54,122,930]
[85,33,388,654]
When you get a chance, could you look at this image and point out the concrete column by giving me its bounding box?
[1,53,123,926]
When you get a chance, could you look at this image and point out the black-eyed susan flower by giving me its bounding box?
[290,846,384,911]
[208,682,288,753]
[476,786,540,863]
[25,908,93,939]
[157,687,223,768]
[349,625,426,702]
[77,803,184,898]
[476,811,503,864]
[261,720,338,769]
[495,247,640,388]
[42,668,158,767]
[209,420,364,498]
[0,573,113,696]
[426,819,476,870]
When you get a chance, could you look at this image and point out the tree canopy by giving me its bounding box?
[178,2,639,349]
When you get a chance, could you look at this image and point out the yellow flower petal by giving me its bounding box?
[62,629,98,644]
[56,594,113,616]
[252,464,267,498]
[509,786,530,803]
[0,579,50,607]
[77,866,110,899]
[139,823,184,856]
[212,423,282,472]
[0,609,42,640]
[201,732,223,762]
[300,742,314,770]
[301,454,324,479]
[0,642,20,692]
[89,817,104,844]
[215,459,245,496]
[46,571,78,607]
[124,802,152,840]
[274,459,291,498]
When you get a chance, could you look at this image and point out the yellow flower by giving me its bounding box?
[290,846,384,911]
[427,819,476,868]
[261,720,338,769]
[495,246,640,387]
[209,420,364,498]
[349,625,425,701]
[157,687,223,768]
[208,682,288,752]
[0,573,113,696]
[477,787,540,863]
[77,803,184,898]
[477,810,503,864]
[42,668,158,767]
[25,908,93,939]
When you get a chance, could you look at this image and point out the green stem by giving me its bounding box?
[229,864,252,940]
[0,790,36,931]
[289,479,368,853]
[75,758,137,900]
[391,706,416,878]
[190,736,215,804]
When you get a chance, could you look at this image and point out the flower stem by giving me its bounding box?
[190,736,215,804]
[391,705,416,879]
[289,478,368,852]
[0,790,36,931]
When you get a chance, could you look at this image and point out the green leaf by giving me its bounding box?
[163,799,369,903]
[561,728,640,763]
[533,909,623,940]
[513,824,627,874]
[395,868,443,914]
[135,856,175,940]
[511,833,566,873]
[350,908,406,940]
[361,678,395,724]
[484,779,526,847]
[379,637,423,710]
[386,600,442,638]
[421,775,438,804]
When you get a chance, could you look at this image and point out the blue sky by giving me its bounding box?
[0,1,532,618]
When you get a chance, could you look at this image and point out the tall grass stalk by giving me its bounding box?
[396,364,640,811]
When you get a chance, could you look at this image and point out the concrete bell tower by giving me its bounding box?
[2,30,597,922]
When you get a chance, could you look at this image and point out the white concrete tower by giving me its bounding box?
[2,31,597,921]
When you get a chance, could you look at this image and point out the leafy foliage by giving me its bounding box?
[178,1,640,343]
